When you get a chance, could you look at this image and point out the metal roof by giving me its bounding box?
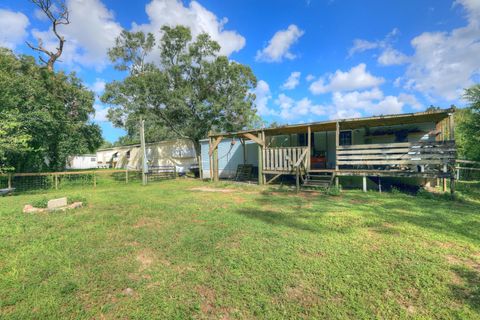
[209,108,454,137]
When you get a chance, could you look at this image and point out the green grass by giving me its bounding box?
[1,179,479,319]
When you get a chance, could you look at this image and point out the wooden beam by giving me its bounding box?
[258,132,264,185]
[209,136,223,156]
[213,146,219,182]
[209,137,213,181]
[448,113,455,140]
[335,122,340,170]
[307,126,311,171]
[242,132,265,147]
[266,173,282,184]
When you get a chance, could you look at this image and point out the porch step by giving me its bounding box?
[303,172,335,189]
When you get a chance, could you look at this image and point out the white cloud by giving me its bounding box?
[89,78,106,95]
[309,63,385,94]
[281,71,301,90]
[349,28,409,66]
[31,0,123,70]
[306,74,315,82]
[327,88,421,120]
[256,24,304,62]
[275,94,325,120]
[93,104,109,122]
[378,47,409,65]
[398,93,422,110]
[254,80,276,116]
[403,1,480,100]
[133,0,245,57]
[348,39,379,57]
[0,9,29,49]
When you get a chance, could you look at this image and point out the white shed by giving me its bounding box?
[66,154,98,170]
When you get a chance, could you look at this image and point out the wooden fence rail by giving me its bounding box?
[337,141,456,168]
[263,147,308,172]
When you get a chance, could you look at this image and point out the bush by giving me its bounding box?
[68,196,88,206]
[326,186,341,196]
[30,197,49,208]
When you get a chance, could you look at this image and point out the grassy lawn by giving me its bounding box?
[1,179,479,319]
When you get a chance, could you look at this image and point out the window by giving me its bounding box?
[339,131,352,146]
[126,150,131,159]
[91,158,96,162]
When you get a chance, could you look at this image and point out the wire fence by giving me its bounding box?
[456,160,480,181]
[0,169,144,193]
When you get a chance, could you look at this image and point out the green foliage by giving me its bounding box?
[457,84,480,161]
[68,195,87,206]
[326,185,341,196]
[0,109,31,173]
[102,26,257,153]
[0,48,103,172]
[30,197,49,208]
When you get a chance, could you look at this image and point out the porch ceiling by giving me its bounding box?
[210,108,454,138]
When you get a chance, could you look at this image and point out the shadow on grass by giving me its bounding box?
[235,186,480,244]
[449,265,480,313]
[235,207,320,233]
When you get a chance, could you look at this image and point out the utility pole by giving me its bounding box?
[140,117,148,185]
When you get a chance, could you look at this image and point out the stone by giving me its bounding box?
[47,197,68,210]
[122,288,134,296]
[23,205,45,213]
[68,202,83,209]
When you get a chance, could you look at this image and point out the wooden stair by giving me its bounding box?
[303,172,335,189]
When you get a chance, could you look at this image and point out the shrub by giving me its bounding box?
[326,186,341,196]
[30,197,49,208]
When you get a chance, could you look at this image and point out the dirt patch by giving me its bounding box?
[190,187,234,193]
[446,254,480,271]
[136,249,155,271]
[196,285,217,315]
[133,217,164,229]
[284,283,321,307]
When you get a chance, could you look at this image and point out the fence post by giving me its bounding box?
[55,174,58,190]
[125,169,129,184]
[93,173,96,188]
[7,174,12,189]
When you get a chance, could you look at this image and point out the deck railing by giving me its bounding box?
[263,147,308,172]
[336,140,456,171]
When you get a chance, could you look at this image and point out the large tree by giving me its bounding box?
[456,84,480,161]
[101,26,258,154]
[26,0,69,72]
[0,49,102,172]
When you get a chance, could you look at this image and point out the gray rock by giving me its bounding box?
[47,197,68,210]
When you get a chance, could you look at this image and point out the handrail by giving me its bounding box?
[294,148,309,168]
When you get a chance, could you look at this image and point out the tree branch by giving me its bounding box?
[27,0,69,71]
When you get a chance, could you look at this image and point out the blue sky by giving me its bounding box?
[1,0,479,142]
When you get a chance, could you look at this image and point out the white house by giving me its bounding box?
[66,154,98,170]
[96,139,198,173]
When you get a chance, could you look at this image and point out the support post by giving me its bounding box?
[213,146,219,182]
[443,178,447,192]
[363,175,367,192]
[296,167,300,192]
[198,155,203,180]
[378,177,382,193]
[335,176,339,188]
[139,118,147,186]
[258,131,264,185]
[307,126,311,171]
[448,112,455,140]
[335,122,340,171]
[125,169,129,184]
[7,174,12,189]
[450,176,456,195]
[209,137,213,181]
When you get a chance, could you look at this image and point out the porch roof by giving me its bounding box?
[210,108,454,138]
